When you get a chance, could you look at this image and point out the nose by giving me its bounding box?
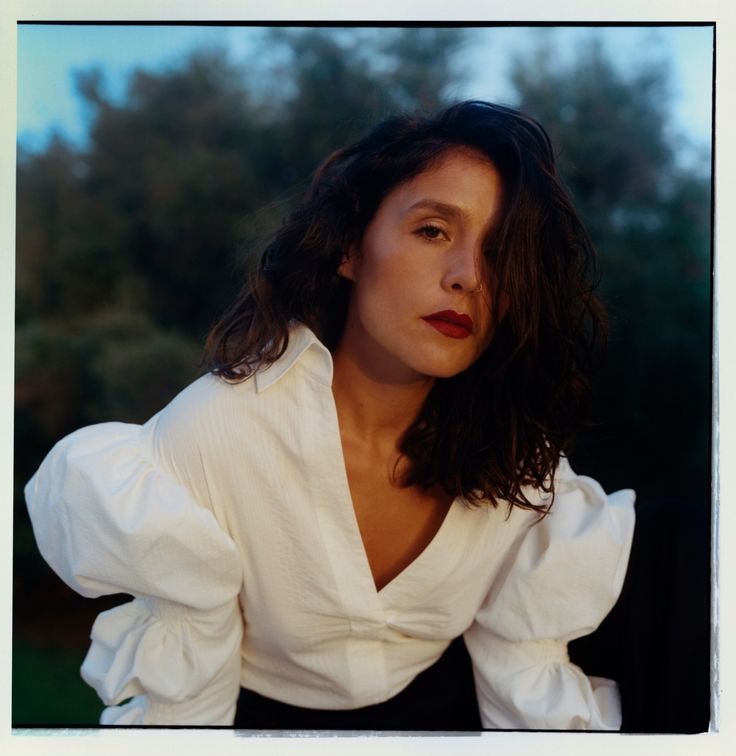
[441,238,483,294]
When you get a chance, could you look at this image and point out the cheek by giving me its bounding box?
[356,235,412,295]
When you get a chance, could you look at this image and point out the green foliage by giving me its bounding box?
[510,40,675,226]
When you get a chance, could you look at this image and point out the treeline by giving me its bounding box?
[15,28,711,569]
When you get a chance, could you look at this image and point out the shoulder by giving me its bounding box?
[155,373,250,440]
[151,325,332,497]
[149,373,256,497]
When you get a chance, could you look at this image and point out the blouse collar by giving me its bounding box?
[254,322,334,393]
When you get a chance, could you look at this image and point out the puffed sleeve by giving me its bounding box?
[464,456,635,730]
[24,416,244,725]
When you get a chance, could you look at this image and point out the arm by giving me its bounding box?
[25,413,244,725]
[464,457,635,730]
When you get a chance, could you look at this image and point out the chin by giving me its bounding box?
[406,334,490,380]
[410,353,479,380]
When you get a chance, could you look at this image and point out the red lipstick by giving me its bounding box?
[421,310,474,339]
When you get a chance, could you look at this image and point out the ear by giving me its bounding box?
[337,245,359,281]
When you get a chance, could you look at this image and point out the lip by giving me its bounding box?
[421,310,474,339]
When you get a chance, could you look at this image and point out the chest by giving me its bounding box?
[342,450,454,592]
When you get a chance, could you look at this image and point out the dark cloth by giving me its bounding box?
[234,498,711,733]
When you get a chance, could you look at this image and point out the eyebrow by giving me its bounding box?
[404,199,467,220]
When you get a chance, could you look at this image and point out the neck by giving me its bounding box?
[331,342,434,452]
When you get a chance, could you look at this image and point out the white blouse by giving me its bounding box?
[25,323,636,729]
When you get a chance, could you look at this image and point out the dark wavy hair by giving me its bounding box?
[204,100,607,513]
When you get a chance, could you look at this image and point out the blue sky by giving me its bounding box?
[17,24,713,166]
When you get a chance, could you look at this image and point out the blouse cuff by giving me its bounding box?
[81,595,243,726]
[465,630,621,730]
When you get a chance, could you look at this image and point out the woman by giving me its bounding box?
[25,100,635,729]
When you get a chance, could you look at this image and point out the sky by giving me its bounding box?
[16,23,714,167]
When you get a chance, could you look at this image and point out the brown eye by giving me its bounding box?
[416,224,445,241]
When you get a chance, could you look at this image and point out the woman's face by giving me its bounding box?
[338,147,504,384]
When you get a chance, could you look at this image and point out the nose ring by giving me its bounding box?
[470,283,483,294]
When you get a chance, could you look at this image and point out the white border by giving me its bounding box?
[2,1,732,755]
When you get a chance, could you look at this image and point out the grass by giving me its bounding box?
[12,639,104,726]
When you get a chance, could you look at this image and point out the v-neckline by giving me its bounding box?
[327,391,460,598]
[373,496,459,596]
